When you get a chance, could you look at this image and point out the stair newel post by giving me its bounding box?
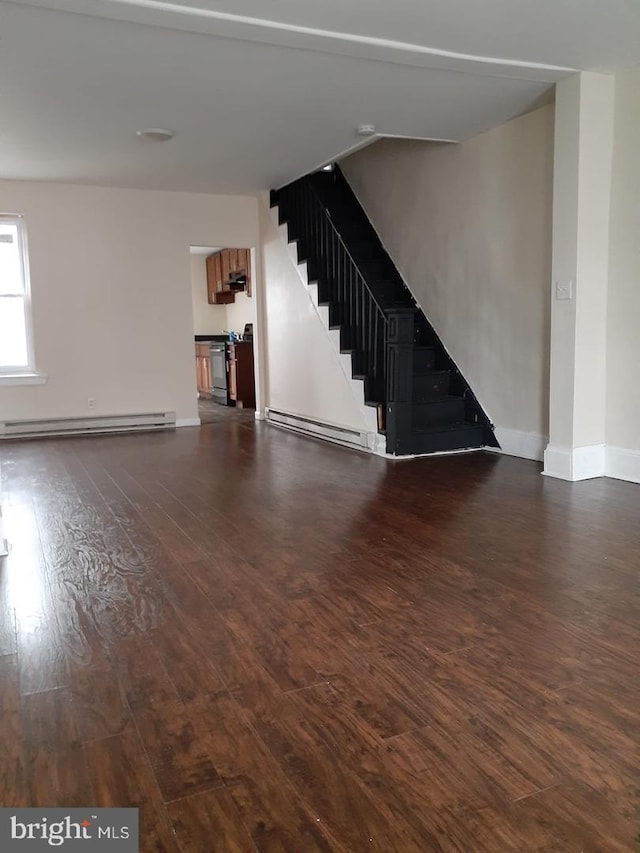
[385,306,416,454]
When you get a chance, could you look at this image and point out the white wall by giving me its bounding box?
[607,65,640,454]
[225,288,256,337]
[0,181,259,424]
[342,105,555,458]
[259,196,373,434]
[190,254,227,336]
[543,72,614,482]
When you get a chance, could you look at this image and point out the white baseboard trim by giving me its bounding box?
[493,427,547,462]
[605,445,640,485]
[254,410,266,421]
[176,418,201,428]
[543,443,606,481]
[376,446,485,461]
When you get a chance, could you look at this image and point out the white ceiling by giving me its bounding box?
[1,0,639,194]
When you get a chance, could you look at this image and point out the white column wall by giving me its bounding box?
[544,72,614,481]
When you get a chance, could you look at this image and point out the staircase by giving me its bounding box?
[270,166,498,456]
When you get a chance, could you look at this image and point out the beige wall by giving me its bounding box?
[259,197,373,432]
[342,105,555,447]
[0,181,258,423]
[190,254,226,336]
[544,72,615,482]
[607,65,640,452]
[225,287,256,336]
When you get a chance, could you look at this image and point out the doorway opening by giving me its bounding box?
[189,245,258,425]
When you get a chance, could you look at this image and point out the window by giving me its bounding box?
[0,214,34,374]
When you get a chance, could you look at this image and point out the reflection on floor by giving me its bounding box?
[198,396,255,426]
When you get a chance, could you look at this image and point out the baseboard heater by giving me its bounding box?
[266,408,372,452]
[0,412,177,440]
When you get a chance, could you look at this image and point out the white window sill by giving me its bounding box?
[0,372,48,387]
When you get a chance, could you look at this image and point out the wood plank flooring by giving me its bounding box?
[0,410,638,851]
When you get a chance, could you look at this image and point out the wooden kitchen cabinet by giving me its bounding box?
[227,347,237,402]
[206,251,232,305]
[206,248,252,303]
[195,343,212,397]
[227,341,255,408]
[206,252,231,304]
[221,250,231,286]
[235,248,252,296]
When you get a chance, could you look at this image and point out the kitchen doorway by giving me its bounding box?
[189,245,259,424]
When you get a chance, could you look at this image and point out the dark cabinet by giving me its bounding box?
[227,341,255,408]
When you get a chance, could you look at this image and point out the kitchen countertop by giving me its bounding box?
[194,334,228,343]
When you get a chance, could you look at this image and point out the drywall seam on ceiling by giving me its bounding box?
[12,0,576,82]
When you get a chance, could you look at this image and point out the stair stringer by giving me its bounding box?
[267,203,383,453]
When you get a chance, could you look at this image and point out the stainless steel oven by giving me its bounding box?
[210,343,228,405]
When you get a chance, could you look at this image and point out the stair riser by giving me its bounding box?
[413,350,436,371]
[347,241,379,262]
[413,373,450,400]
[333,221,370,241]
[412,399,465,428]
[339,329,365,359]
[358,260,392,280]
[392,426,484,455]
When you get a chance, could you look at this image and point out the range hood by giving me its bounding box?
[228,273,247,292]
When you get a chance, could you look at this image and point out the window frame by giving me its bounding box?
[0,213,38,378]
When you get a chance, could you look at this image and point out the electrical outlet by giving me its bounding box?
[87,397,96,410]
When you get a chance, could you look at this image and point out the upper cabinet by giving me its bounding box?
[206,252,230,304]
[206,248,252,304]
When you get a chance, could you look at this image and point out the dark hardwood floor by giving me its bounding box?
[0,415,638,851]
[198,397,249,425]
